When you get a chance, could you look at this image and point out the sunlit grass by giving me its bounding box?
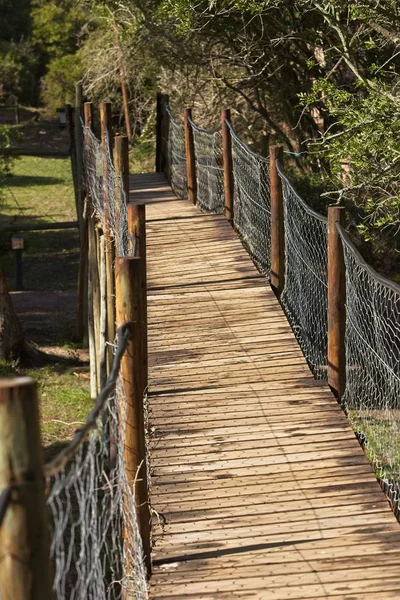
[0,359,91,448]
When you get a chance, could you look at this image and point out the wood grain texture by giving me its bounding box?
[133,173,400,599]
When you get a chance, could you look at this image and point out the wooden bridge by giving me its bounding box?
[130,173,400,599]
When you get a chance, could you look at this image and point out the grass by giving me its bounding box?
[0,155,80,292]
[1,155,76,226]
[0,359,92,450]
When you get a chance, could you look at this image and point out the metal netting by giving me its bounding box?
[165,107,187,199]
[227,121,271,274]
[189,119,224,214]
[82,124,129,257]
[46,329,149,599]
[338,224,400,513]
[277,164,328,379]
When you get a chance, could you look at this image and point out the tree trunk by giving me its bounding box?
[0,267,25,360]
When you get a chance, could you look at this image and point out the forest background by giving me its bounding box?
[1,0,399,277]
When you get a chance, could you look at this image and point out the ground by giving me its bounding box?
[0,115,91,450]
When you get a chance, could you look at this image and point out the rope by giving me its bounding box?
[44,324,130,478]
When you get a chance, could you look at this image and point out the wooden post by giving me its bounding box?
[114,135,129,255]
[66,103,79,224]
[74,82,84,236]
[183,108,197,204]
[0,378,52,600]
[269,145,285,296]
[115,258,151,576]
[75,82,88,343]
[157,94,170,175]
[328,206,346,398]
[127,203,148,392]
[100,101,116,373]
[113,23,131,140]
[84,102,101,396]
[155,93,162,172]
[221,109,234,224]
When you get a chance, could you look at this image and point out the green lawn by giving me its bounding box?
[0,359,92,449]
[1,156,80,292]
[1,155,76,227]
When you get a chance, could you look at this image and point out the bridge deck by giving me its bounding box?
[139,173,400,599]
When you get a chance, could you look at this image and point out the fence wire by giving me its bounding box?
[277,164,328,379]
[82,124,129,257]
[337,224,400,513]
[189,119,224,214]
[165,107,187,199]
[227,121,271,274]
[46,329,149,600]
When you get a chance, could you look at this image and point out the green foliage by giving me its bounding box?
[31,0,88,58]
[0,125,15,202]
[42,53,83,111]
[0,40,40,104]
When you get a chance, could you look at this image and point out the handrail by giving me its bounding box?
[187,116,220,135]
[225,119,269,164]
[276,159,328,224]
[165,105,180,125]
[336,222,400,295]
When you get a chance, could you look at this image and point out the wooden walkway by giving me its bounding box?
[133,173,400,599]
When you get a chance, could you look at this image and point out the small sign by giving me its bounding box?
[11,234,24,250]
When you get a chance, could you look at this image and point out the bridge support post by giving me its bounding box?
[269,145,285,296]
[115,256,152,578]
[100,101,116,375]
[328,206,346,398]
[156,93,170,174]
[128,203,148,392]
[0,378,53,600]
[221,109,234,224]
[183,108,197,205]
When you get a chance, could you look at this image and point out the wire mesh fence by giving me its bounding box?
[82,124,129,257]
[44,326,148,599]
[165,107,187,199]
[41,116,151,597]
[337,224,400,514]
[227,121,271,275]
[189,119,224,214]
[277,163,328,379]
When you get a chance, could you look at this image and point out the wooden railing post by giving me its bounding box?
[0,378,53,600]
[328,206,346,398]
[100,101,116,374]
[114,135,130,253]
[183,108,197,204]
[115,257,151,577]
[269,145,285,296]
[156,94,170,175]
[75,83,88,344]
[66,103,79,223]
[74,82,84,236]
[84,102,101,397]
[221,108,234,224]
[128,203,148,392]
